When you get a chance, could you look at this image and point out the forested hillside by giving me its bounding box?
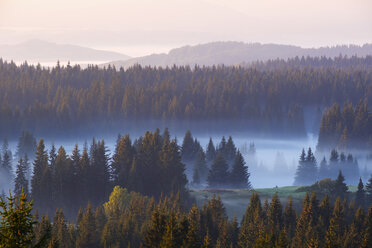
[0,56,371,139]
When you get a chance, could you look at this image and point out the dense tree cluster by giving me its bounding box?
[0,56,372,137]
[4,185,372,248]
[27,129,189,218]
[294,148,359,186]
[317,101,372,150]
[181,131,251,189]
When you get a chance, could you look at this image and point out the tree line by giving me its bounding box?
[5,129,252,219]
[317,101,372,151]
[294,148,359,186]
[181,131,251,189]
[3,185,372,247]
[1,56,372,137]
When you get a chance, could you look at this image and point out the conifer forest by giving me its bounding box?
[1,1,372,247]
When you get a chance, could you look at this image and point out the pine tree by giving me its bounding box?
[207,153,230,188]
[294,148,317,185]
[334,170,348,199]
[192,148,208,185]
[365,174,372,206]
[49,143,57,173]
[230,151,251,189]
[75,204,99,248]
[186,205,202,248]
[1,146,13,180]
[14,157,28,197]
[325,198,345,248]
[239,192,262,247]
[283,196,296,239]
[205,138,216,165]
[54,146,73,211]
[181,130,196,162]
[111,134,134,187]
[356,178,366,208]
[217,136,227,159]
[225,136,237,165]
[344,206,365,247]
[52,209,73,248]
[31,139,50,213]
[267,194,283,244]
[362,205,372,248]
[0,190,42,248]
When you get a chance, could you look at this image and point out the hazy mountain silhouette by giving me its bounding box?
[0,40,131,63]
[102,41,372,68]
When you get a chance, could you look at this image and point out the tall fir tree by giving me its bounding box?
[294,148,317,185]
[230,151,251,189]
[192,148,208,185]
[31,139,50,213]
[205,138,216,165]
[111,134,134,187]
[75,204,99,248]
[334,170,348,199]
[356,177,366,208]
[207,153,230,188]
[365,174,372,206]
[14,157,28,197]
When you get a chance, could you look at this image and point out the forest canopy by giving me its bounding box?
[0,56,371,138]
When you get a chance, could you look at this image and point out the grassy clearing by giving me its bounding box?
[190,185,357,221]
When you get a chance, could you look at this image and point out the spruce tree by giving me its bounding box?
[344,207,365,247]
[334,170,348,199]
[230,151,251,189]
[239,192,262,247]
[111,134,134,187]
[207,154,230,188]
[294,148,317,185]
[283,196,296,239]
[365,174,372,206]
[49,143,57,174]
[31,139,49,212]
[52,209,73,248]
[187,205,201,248]
[14,157,28,197]
[225,136,237,165]
[181,130,196,162]
[267,194,283,244]
[76,204,99,248]
[356,177,366,208]
[363,205,372,248]
[1,147,13,180]
[54,146,73,211]
[0,190,36,248]
[205,138,216,165]
[192,148,208,185]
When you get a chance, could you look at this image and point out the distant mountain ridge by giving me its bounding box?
[102,41,372,69]
[0,40,131,63]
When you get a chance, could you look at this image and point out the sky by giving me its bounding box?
[0,0,371,56]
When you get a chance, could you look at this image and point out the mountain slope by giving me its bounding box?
[0,40,131,63]
[103,41,372,68]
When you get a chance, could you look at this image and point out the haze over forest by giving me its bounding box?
[0,0,372,247]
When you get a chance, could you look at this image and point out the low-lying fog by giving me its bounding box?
[5,128,372,189]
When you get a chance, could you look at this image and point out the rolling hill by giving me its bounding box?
[102,41,372,69]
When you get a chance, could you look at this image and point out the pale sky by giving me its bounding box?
[0,0,371,56]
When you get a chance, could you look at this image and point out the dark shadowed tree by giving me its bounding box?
[208,154,230,188]
[230,151,251,189]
